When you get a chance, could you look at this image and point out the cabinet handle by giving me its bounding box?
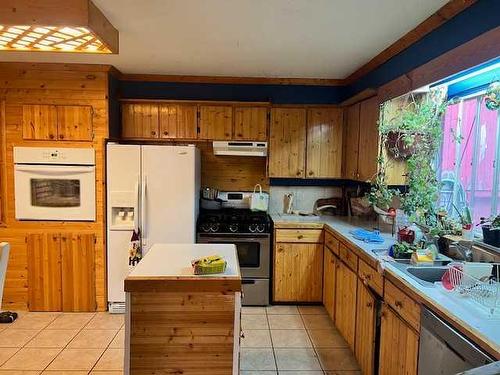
[308,171,314,176]
[395,300,403,308]
[366,302,372,308]
[297,235,303,239]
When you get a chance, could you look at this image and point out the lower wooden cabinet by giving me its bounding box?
[334,259,357,350]
[27,233,62,311]
[322,245,337,320]
[27,233,96,312]
[355,281,379,375]
[379,303,419,375]
[274,242,323,302]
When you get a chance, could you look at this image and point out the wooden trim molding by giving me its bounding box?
[340,88,378,106]
[344,0,477,84]
[118,73,344,86]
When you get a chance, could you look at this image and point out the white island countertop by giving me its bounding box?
[127,243,241,279]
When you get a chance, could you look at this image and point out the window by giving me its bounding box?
[439,94,500,226]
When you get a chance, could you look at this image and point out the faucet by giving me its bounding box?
[450,242,473,262]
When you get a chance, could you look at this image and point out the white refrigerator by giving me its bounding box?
[106,143,200,312]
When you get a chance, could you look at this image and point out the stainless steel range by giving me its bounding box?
[196,191,271,306]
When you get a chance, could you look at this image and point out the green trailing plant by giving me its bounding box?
[376,88,449,226]
[368,154,398,210]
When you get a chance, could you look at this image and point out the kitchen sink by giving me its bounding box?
[406,267,448,283]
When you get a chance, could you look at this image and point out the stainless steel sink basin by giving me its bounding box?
[406,267,447,283]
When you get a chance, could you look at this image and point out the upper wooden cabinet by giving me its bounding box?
[343,103,360,180]
[159,104,197,139]
[269,108,307,178]
[234,107,268,141]
[23,104,93,141]
[343,97,380,182]
[122,103,159,139]
[306,108,343,178]
[199,105,233,140]
[358,96,380,181]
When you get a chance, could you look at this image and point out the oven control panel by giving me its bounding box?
[13,147,95,165]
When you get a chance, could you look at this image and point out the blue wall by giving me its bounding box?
[118,0,500,104]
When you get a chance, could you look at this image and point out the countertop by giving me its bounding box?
[127,243,240,279]
[271,213,500,358]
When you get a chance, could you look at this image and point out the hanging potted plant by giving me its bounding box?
[484,81,500,111]
[380,90,449,160]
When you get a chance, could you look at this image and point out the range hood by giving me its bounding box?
[213,141,268,157]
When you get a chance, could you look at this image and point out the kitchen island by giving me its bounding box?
[124,244,241,375]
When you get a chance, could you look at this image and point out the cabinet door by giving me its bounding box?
[306,108,343,178]
[22,104,58,140]
[159,104,198,139]
[334,260,357,350]
[355,281,378,375]
[358,97,380,182]
[343,103,360,179]
[269,108,307,178]
[274,242,323,302]
[198,105,233,140]
[379,304,419,375]
[322,246,336,320]
[57,105,93,141]
[122,103,159,138]
[61,233,96,312]
[27,233,62,311]
[234,107,268,140]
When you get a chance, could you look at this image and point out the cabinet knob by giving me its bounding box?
[237,133,243,137]
[366,302,372,308]
[296,171,301,176]
[163,131,168,136]
[151,131,156,136]
[308,171,314,176]
[395,300,403,308]
[49,134,54,139]
[59,134,64,139]
[297,235,303,239]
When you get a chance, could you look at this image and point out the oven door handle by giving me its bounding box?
[15,165,94,174]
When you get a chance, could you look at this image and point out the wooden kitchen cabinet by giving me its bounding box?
[306,108,343,178]
[322,245,337,320]
[27,232,96,312]
[334,259,357,351]
[355,280,379,375]
[234,106,268,140]
[159,104,198,139]
[358,96,380,181]
[27,233,62,311]
[57,105,93,141]
[198,105,233,140]
[342,96,379,182]
[61,233,96,312]
[122,103,159,138]
[379,303,419,375]
[274,238,323,302]
[269,108,307,178]
[22,104,58,140]
[343,103,360,180]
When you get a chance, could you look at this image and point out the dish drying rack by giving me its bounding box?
[444,263,500,316]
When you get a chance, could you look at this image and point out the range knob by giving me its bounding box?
[210,223,220,233]
[256,224,265,233]
[248,224,258,233]
[200,223,212,233]
[229,223,239,233]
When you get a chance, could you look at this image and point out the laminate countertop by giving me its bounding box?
[271,213,500,359]
[124,243,241,293]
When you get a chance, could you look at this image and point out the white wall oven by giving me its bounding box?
[14,147,96,221]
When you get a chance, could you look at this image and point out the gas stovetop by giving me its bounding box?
[197,209,271,234]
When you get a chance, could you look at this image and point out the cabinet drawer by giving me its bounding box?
[275,229,323,243]
[384,280,420,331]
[358,259,383,296]
[324,232,340,255]
[339,242,358,272]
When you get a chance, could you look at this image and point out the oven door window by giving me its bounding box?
[30,178,81,207]
[234,242,260,268]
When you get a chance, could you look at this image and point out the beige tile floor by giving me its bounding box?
[0,305,360,375]
[0,311,124,375]
[240,305,361,375]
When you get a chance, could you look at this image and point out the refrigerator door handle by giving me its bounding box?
[141,174,147,247]
[134,174,139,233]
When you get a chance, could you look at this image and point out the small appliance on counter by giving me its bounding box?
[196,190,271,306]
[313,197,344,216]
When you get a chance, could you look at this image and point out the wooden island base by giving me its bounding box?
[124,244,242,375]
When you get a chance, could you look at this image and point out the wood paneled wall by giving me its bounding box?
[0,63,109,311]
[198,142,268,191]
